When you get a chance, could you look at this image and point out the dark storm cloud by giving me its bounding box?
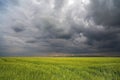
[88,0,120,52]
[0,39,5,56]
[13,27,24,32]
[0,0,120,56]
[90,0,120,27]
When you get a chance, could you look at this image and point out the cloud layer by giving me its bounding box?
[0,0,120,56]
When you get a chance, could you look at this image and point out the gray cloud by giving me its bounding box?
[0,0,120,56]
[13,27,25,32]
[88,0,120,52]
[89,0,120,27]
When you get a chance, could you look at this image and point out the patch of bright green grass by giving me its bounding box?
[0,57,120,80]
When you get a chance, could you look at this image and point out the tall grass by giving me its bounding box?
[0,57,120,80]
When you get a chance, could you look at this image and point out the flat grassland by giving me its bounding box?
[0,57,120,80]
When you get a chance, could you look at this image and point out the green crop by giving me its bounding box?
[0,57,120,80]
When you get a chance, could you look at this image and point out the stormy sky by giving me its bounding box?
[0,0,120,56]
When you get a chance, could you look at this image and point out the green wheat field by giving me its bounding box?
[0,57,120,80]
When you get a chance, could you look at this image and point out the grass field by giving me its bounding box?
[0,57,120,80]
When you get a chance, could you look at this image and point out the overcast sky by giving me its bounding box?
[0,0,120,56]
